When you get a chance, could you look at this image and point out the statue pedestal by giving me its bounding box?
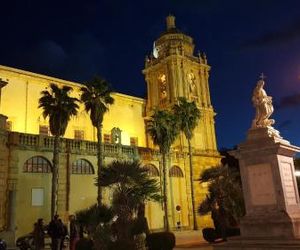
[214,127,300,249]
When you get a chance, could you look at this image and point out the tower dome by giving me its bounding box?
[152,15,195,59]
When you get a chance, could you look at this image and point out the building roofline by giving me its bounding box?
[0,64,82,87]
[0,64,145,104]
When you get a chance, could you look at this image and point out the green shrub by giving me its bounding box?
[75,204,113,235]
[75,238,94,250]
[202,228,217,243]
[146,232,176,250]
[93,223,113,250]
[108,240,135,250]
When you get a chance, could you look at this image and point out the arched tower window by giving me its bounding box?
[144,164,160,177]
[169,166,184,178]
[23,156,51,173]
[72,159,94,175]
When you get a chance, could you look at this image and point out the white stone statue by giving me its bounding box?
[159,74,167,99]
[251,78,275,128]
[187,72,198,102]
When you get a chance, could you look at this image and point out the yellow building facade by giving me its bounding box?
[0,15,220,242]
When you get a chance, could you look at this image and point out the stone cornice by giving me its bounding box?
[0,65,145,104]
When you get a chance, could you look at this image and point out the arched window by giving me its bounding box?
[169,166,184,178]
[23,156,51,173]
[72,159,94,174]
[144,164,160,177]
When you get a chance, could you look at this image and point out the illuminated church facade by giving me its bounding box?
[0,15,220,239]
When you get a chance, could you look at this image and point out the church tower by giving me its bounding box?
[143,15,218,153]
[143,15,220,229]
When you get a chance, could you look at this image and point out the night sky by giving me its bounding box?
[1,0,300,149]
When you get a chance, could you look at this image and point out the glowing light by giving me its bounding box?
[153,42,158,58]
[295,170,300,177]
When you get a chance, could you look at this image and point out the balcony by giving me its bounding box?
[8,132,138,159]
[7,132,219,161]
[138,147,160,161]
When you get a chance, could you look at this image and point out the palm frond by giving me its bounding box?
[80,76,114,128]
[76,204,113,229]
[198,163,245,225]
[97,160,162,213]
[199,165,227,183]
[38,83,79,136]
[173,97,200,140]
[147,109,179,154]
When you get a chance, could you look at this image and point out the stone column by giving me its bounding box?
[2,179,18,248]
[0,114,8,231]
[7,180,17,231]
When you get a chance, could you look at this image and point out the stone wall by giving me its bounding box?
[0,115,8,230]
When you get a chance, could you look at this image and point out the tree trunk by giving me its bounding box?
[51,135,60,218]
[97,125,103,206]
[66,144,71,212]
[188,138,198,230]
[162,153,170,231]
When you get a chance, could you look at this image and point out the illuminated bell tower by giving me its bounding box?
[143,15,220,229]
[143,15,218,153]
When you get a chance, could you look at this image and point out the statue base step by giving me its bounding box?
[213,237,300,250]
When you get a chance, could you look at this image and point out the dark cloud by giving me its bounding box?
[14,33,106,83]
[62,32,106,82]
[240,18,300,49]
[29,40,67,72]
[278,93,300,109]
[170,0,219,8]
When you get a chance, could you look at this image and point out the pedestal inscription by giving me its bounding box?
[248,163,276,206]
[281,162,297,205]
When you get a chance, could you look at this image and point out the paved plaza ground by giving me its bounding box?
[176,246,213,250]
[7,230,216,249]
[174,230,215,250]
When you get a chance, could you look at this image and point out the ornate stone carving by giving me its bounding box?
[158,74,167,100]
[111,127,122,144]
[251,78,274,128]
[187,72,197,101]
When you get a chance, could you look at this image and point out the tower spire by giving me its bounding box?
[166,14,176,30]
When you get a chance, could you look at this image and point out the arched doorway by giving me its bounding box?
[169,165,189,229]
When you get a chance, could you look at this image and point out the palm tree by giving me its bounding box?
[97,160,161,242]
[76,204,114,250]
[39,83,79,218]
[147,109,179,231]
[76,204,113,235]
[198,164,245,227]
[173,97,200,230]
[80,76,114,206]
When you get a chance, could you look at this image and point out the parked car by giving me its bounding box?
[16,233,68,250]
[16,233,35,250]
